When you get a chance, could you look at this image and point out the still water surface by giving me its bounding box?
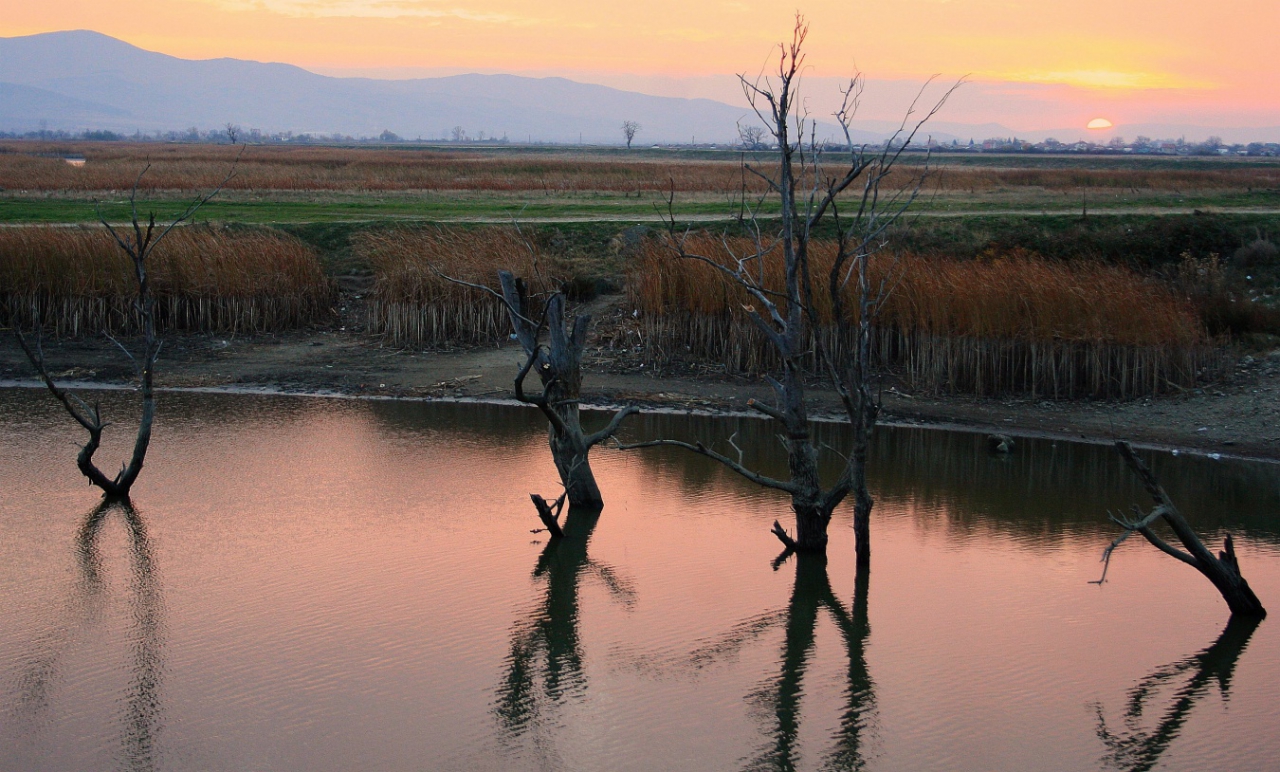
[1,388,1279,771]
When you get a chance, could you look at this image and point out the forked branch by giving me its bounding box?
[1094,442,1265,618]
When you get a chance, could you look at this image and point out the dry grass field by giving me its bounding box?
[3,142,1278,196]
[2,141,1275,399]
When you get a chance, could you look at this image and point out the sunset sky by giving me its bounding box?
[3,0,1277,133]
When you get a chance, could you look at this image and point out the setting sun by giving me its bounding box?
[1086,117,1114,129]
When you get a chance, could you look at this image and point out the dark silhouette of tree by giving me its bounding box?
[618,15,957,559]
[1094,615,1261,772]
[437,243,636,511]
[621,120,640,149]
[494,508,635,743]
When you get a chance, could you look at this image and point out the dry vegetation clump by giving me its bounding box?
[628,234,1213,398]
[0,225,333,335]
[1174,248,1280,338]
[360,226,561,347]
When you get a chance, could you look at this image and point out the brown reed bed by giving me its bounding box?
[0,225,334,336]
[628,234,1217,398]
[360,226,561,347]
[2,142,1275,195]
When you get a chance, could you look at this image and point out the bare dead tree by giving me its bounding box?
[499,271,638,509]
[737,123,767,150]
[621,120,640,150]
[1092,441,1265,618]
[618,15,958,560]
[437,243,637,511]
[13,163,234,499]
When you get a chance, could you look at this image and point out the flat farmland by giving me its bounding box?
[2,142,1279,224]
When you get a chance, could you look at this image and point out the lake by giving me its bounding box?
[2,388,1278,771]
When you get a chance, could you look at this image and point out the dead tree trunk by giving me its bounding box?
[1095,441,1265,618]
[15,325,156,498]
[499,271,636,510]
[13,164,231,499]
[618,16,956,556]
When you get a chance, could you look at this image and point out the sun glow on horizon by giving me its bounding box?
[1,0,1276,131]
[1086,118,1114,130]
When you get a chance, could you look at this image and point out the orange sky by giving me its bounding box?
[3,0,1278,130]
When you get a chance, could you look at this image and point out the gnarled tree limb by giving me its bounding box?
[1095,442,1266,618]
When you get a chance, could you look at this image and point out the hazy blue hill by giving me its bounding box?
[0,30,776,143]
[0,81,130,131]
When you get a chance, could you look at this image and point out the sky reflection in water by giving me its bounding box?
[1,389,1278,771]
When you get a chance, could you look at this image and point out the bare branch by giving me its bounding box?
[746,398,787,423]
[529,491,566,538]
[613,438,798,493]
[585,405,640,448]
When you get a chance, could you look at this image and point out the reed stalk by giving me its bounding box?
[360,226,560,346]
[628,234,1217,398]
[0,225,333,335]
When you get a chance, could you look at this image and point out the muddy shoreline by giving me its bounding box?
[3,319,1279,463]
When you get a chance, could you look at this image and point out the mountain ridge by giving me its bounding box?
[3,31,1276,145]
[0,30,774,143]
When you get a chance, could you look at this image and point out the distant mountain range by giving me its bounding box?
[0,30,840,144]
[1,31,1276,145]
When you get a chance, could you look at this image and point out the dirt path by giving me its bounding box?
[4,316,1278,462]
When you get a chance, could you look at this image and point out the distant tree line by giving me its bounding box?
[3,125,1278,155]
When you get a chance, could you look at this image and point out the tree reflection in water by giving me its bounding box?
[743,552,876,771]
[1094,615,1261,772]
[7,499,166,772]
[493,507,636,747]
[670,552,876,771]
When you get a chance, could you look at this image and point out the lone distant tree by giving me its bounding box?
[225,123,240,144]
[451,125,466,143]
[621,120,640,149]
[737,123,766,149]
